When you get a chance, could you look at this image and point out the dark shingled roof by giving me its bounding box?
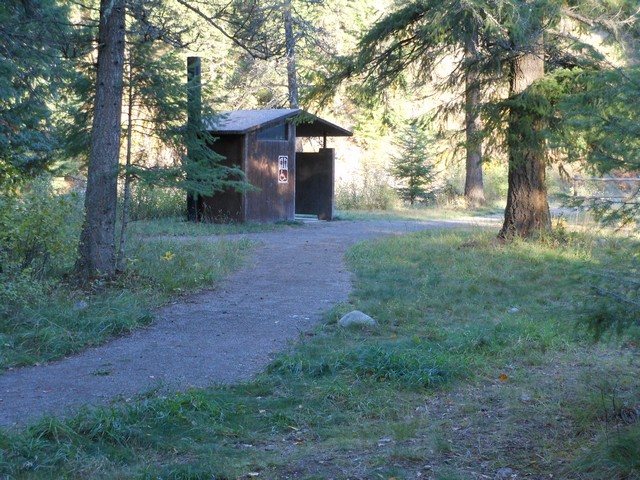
[204,109,352,137]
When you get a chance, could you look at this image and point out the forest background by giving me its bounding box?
[2,0,640,259]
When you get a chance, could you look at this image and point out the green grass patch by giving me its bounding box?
[0,237,254,370]
[334,204,504,222]
[1,228,639,479]
[128,216,302,237]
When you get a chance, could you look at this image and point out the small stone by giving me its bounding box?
[338,310,377,328]
[496,467,514,478]
[509,307,520,313]
[74,301,89,310]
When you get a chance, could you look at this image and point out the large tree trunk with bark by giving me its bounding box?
[77,0,126,279]
[464,30,485,207]
[499,35,551,239]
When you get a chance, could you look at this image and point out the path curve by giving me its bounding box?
[0,218,497,428]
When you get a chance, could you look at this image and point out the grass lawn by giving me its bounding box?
[1,219,638,479]
[0,232,255,371]
[127,216,304,237]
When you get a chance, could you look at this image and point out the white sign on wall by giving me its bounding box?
[278,155,289,184]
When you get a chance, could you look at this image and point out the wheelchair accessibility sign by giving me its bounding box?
[278,155,289,184]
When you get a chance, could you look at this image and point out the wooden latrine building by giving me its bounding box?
[192,109,352,223]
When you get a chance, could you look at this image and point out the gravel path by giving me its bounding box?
[0,217,498,428]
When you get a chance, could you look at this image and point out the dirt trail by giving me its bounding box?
[0,217,497,428]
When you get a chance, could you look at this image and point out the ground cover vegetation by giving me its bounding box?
[0,224,638,478]
[0,178,255,370]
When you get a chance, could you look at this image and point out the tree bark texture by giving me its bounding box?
[77,0,126,278]
[463,30,485,207]
[499,35,551,239]
[283,0,299,109]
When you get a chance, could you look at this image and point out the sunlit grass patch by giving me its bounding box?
[126,237,254,294]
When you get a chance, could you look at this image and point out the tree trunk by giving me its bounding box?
[77,0,126,279]
[499,35,551,239]
[463,30,485,207]
[283,0,299,108]
[117,51,134,273]
[186,56,202,222]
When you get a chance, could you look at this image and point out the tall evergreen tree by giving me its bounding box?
[308,0,504,206]
[314,0,637,238]
[498,7,551,238]
[0,0,73,183]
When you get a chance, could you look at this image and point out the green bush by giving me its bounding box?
[0,177,82,279]
[335,165,399,211]
[125,183,185,221]
[0,269,50,319]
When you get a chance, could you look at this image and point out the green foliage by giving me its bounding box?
[555,67,640,225]
[0,177,82,280]
[580,247,640,343]
[555,67,640,174]
[124,184,186,221]
[389,122,438,205]
[0,0,74,182]
[335,165,399,211]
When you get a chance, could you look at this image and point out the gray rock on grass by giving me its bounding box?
[338,310,377,328]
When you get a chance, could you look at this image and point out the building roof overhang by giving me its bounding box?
[204,109,352,138]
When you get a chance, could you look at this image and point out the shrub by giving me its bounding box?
[335,164,399,211]
[124,183,185,221]
[0,177,82,279]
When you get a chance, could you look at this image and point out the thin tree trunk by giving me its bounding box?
[117,51,134,272]
[284,0,299,108]
[186,56,202,222]
[499,34,551,239]
[463,30,485,207]
[77,0,126,279]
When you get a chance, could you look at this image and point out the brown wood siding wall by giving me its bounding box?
[200,135,244,222]
[244,122,296,222]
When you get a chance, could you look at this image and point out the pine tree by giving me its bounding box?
[498,2,552,239]
[309,0,501,206]
[390,122,438,205]
[314,0,638,238]
[0,0,73,183]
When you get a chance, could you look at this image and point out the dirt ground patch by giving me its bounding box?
[0,217,497,428]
